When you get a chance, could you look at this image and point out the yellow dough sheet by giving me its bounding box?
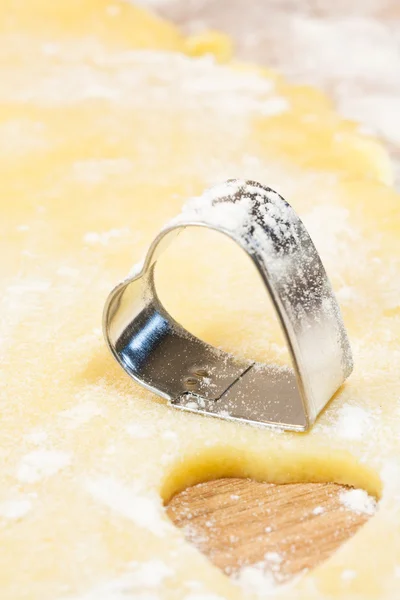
[0,1,400,599]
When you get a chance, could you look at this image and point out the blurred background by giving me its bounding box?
[137,0,400,186]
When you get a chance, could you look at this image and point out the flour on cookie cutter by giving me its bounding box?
[103,179,353,431]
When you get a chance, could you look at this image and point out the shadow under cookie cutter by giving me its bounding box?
[103,179,353,432]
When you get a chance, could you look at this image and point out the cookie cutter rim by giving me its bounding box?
[103,179,353,432]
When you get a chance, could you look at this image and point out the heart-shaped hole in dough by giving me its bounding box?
[166,477,377,588]
[162,448,380,590]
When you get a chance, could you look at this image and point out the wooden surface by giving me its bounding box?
[148,0,400,187]
[167,478,371,583]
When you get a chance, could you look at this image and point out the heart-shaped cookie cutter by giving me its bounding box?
[103,180,353,431]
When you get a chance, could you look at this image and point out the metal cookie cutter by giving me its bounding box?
[103,179,353,431]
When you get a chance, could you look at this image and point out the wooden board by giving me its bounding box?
[151,0,400,186]
[166,479,371,583]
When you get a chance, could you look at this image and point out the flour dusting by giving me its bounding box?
[125,422,152,439]
[72,158,133,184]
[59,401,104,429]
[0,498,32,520]
[7,280,51,294]
[83,228,130,246]
[170,179,251,232]
[24,429,48,445]
[340,488,377,515]
[234,563,278,597]
[66,559,173,599]
[335,405,373,441]
[184,594,227,600]
[16,449,71,483]
[169,180,297,253]
[85,476,169,537]
[341,569,357,581]
[312,506,325,515]
[57,266,80,278]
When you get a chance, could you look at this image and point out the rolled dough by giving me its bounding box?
[0,1,399,599]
